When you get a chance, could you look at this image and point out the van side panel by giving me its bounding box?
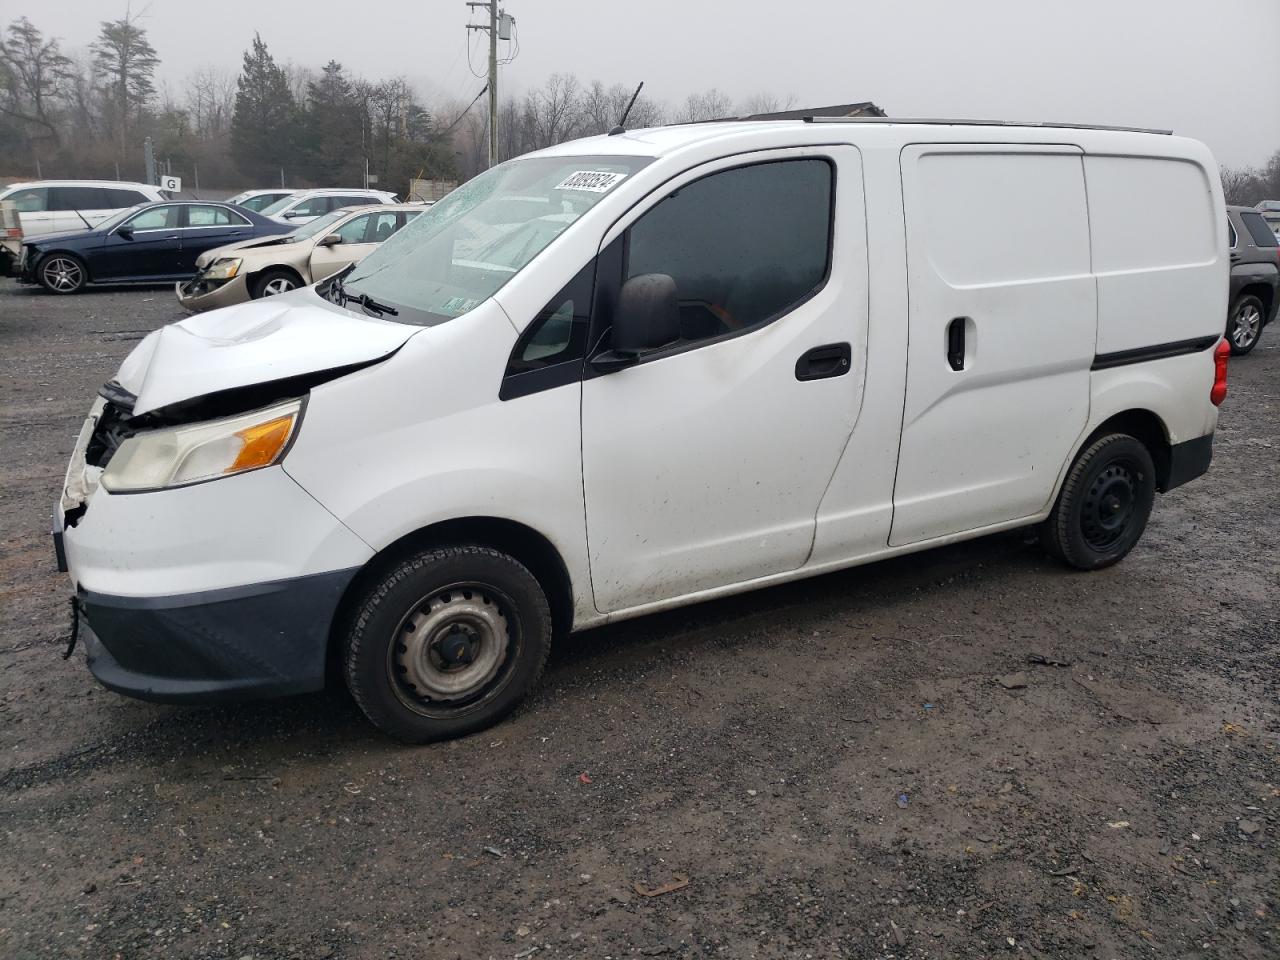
[889,146,1096,546]
[1085,155,1226,355]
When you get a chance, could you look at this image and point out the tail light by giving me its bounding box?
[1210,339,1230,406]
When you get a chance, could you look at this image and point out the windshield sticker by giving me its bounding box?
[441,296,481,315]
[554,170,627,193]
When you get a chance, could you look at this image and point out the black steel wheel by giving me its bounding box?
[342,545,552,742]
[1040,433,1156,570]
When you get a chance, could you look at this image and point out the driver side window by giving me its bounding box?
[126,205,179,230]
[334,214,372,244]
[623,159,833,345]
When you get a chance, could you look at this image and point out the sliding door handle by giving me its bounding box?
[947,317,967,371]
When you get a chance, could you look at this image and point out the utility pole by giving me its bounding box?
[466,1,505,168]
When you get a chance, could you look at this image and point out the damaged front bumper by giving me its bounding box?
[77,570,358,702]
[176,271,251,313]
[56,398,374,703]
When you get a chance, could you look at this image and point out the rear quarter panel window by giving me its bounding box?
[1241,211,1279,247]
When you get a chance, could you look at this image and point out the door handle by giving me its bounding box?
[795,342,851,381]
[947,317,967,371]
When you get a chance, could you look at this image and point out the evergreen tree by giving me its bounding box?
[230,34,296,183]
[91,11,158,157]
[301,59,362,183]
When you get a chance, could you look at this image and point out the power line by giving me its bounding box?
[439,84,488,136]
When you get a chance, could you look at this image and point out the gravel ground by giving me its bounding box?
[0,278,1276,960]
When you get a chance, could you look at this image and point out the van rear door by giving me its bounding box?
[890,145,1096,545]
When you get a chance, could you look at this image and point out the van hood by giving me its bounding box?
[195,233,306,269]
[110,290,419,416]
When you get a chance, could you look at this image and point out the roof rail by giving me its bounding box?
[803,116,1173,136]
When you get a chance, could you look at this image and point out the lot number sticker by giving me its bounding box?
[555,170,627,193]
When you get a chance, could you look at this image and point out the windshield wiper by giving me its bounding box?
[326,275,399,317]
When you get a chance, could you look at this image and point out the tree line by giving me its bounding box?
[0,13,801,195]
[15,11,1271,203]
[1221,153,1280,208]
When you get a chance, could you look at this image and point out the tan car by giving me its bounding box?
[177,203,426,312]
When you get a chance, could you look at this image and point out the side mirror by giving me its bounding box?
[317,233,342,247]
[284,210,303,218]
[592,274,680,373]
[116,224,134,240]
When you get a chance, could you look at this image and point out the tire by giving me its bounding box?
[1226,294,1264,356]
[342,545,552,743]
[37,253,87,294]
[1040,433,1156,571]
[251,269,300,299]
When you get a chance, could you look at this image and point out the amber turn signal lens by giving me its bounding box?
[226,414,295,473]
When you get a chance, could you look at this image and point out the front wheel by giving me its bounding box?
[1226,294,1264,356]
[37,253,87,294]
[342,546,552,742]
[251,269,300,299]
[1040,433,1156,570]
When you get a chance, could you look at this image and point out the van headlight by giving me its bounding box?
[204,257,242,280]
[101,400,302,493]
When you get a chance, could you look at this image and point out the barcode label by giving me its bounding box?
[554,171,627,193]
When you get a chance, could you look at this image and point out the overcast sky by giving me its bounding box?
[16,0,1280,169]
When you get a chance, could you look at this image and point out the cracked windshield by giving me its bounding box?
[344,155,649,323]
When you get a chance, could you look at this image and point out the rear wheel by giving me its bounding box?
[1226,294,1264,355]
[342,546,552,742]
[38,253,87,294]
[251,269,300,299]
[1040,433,1156,570]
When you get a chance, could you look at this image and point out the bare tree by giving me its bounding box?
[523,73,583,150]
[678,88,733,122]
[281,61,315,105]
[739,92,797,116]
[579,80,663,134]
[183,64,235,139]
[0,17,73,154]
[1221,166,1259,206]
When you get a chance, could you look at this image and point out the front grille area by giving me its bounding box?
[84,401,134,469]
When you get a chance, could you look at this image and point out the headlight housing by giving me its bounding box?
[101,399,301,493]
[203,257,242,280]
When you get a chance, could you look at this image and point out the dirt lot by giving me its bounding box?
[0,278,1276,960]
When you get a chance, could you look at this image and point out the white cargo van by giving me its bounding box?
[55,119,1230,741]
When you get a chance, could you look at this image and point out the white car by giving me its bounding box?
[0,179,166,273]
[261,189,398,224]
[56,119,1228,743]
[225,188,303,213]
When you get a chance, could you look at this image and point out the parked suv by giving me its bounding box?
[1257,200,1280,239]
[226,189,302,213]
[1226,205,1280,354]
[260,189,397,224]
[0,180,165,274]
